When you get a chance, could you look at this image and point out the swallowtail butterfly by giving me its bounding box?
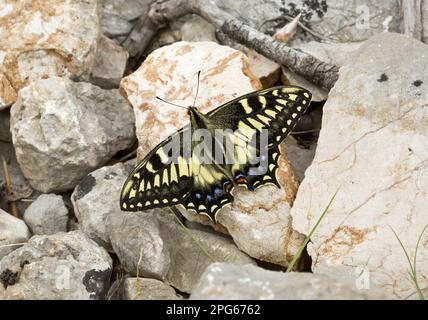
[120,85,312,222]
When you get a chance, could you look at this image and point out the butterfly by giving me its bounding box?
[120,85,312,223]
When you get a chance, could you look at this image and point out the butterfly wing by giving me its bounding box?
[120,127,235,221]
[207,85,311,190]
[120,128,193,211]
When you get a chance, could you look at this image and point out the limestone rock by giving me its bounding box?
[10,77,135,193]
[291,33,428,299]
[121,41,304,266]
[90,35,128,89]
[181,15,217,43]
[245,49,280,89]
[0,0,101,109]
[0,209,31,260]
[0,231,112,299]
[101,0,151,40]
[107,210,255,293]
[279,0,400,43]
[122,278,181,300]
[191,263,388,299]
[71,162,132,250]
[23,194,69,235]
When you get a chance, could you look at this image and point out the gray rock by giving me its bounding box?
[23,194,69,235]
[71,162,131,250]
[0,209,31,260]
[122,278,181,300]
[10,77,135,193]
[107,210,255,293]
[181,15,217,42]
[0,109,11,142]
[102,0,152,38]
[90,35,129,89]
[0,231,112,299]
[291,33,428,299]
[191,263,387,299]
[284,138,317,182]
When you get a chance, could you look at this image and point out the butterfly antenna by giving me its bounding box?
[192,70,201,108]
[156,96,188,109]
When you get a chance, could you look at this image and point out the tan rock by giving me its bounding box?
[0,0,101,109]
[245,49,280,89]
[121,41,304,266]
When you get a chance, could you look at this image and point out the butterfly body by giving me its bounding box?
[121,85,312,222]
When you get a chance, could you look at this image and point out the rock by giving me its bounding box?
[23,194,69,235]
[121,41,304,266]
[10,77,135,193]
[122,278,181,300]
[245,49,280,89]
[0,0,101,109]
[282,41,363,101]
[0,209,31,260]
[71,162,131,250]
[284,137,317,182]
[191,263,388,299]
[107,210,255,293]
[424,2,428,44]
[90,35,128,89]
[0,231,112,299]
[291,33,428,299]
[0,109,11,142]
[181,15,217,42]
[278,0,401,43]
[0,142,35,214]
[101,0,151,40]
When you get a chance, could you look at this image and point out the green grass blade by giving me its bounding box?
[389,225,425,300]
[170,207,216,262]
[413,224,428,300]
[286,189,339,272]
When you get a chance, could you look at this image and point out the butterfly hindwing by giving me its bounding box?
[120,129,193,211]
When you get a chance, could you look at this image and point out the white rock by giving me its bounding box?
[120,41,304,266]
[10,77,135,193]
[72,162,132,250]
[0,231,112,300]
[0,209,31,260]
[90,35,128,89]
[191,263,388,299]
[122,278,181,300]
[23,194,69,235]
[291,33,428,299]
[0,0,101,109]
[107,210,255,293]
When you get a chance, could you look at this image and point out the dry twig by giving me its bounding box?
[125,0,339,90]
[1,155,18,217]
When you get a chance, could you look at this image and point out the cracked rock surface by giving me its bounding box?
[291,33,428,299]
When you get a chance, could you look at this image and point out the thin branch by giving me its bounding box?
[400,0,423,40]
[125,0,339,90]
[1,155,18,217]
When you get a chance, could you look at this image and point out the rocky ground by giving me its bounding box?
[0,0,427,300]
